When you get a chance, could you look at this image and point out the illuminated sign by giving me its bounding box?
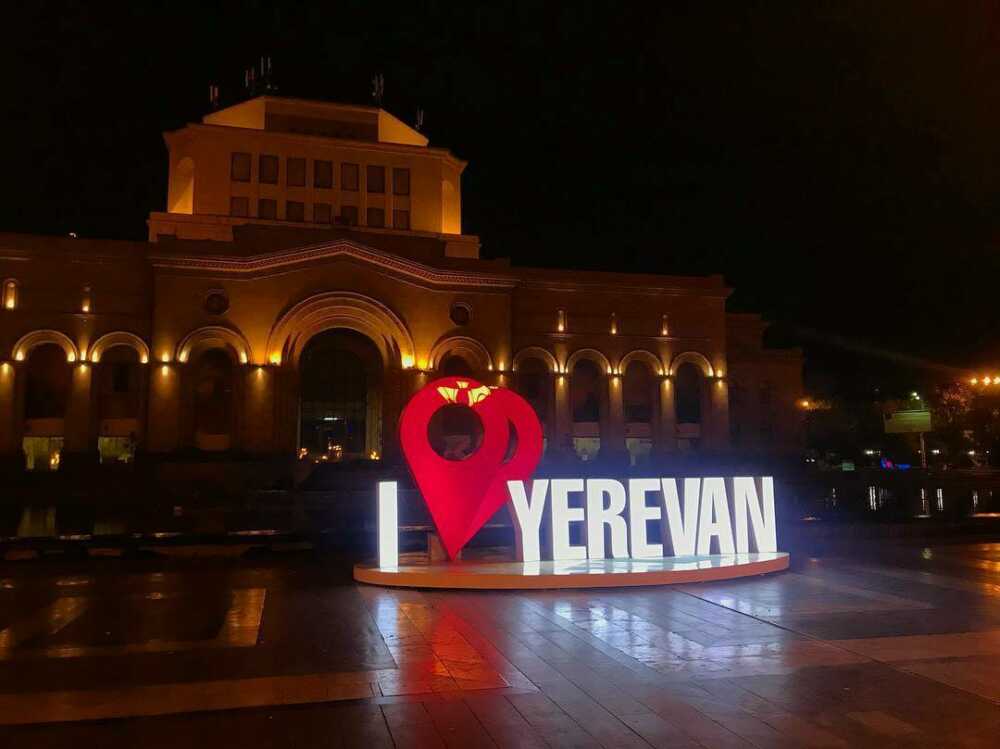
[398,376,543,560]
[379,377,778,568]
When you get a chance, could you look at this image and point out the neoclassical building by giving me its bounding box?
[0,96,803,476]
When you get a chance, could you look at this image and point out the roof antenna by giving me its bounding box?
[415,107,425,132]
[208,84,220,109]
[371,73,385,107]
[263,56,276,92]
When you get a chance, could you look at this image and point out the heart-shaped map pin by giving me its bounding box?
[399,377,544,560]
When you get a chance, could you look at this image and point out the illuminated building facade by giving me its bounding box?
[0,96,803,474]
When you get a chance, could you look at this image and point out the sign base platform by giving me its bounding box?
[354,552,789,590]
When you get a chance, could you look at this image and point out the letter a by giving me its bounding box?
[696,477,736,555]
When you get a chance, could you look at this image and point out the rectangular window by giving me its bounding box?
[313,202,332,224]
[392,209,410,230]
[393,168,410,195]
[286,201,305,222]
[287,157,306,187]
[366,165,385,193]
[98,436,135,464]
[259,154,278,184]
[231,152,251,182]
[341,163,359,191]
[340,205,359,226]
[314,160,333,188]
[258,198,277,219]
[230,196,249,217]
[23,436,64,471]
[367,207,385,228]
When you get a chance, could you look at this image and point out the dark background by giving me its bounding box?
[3,1,999,398]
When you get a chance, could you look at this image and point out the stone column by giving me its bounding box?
[553,372,571,455]
[703,377,730,450]
[658,377,677,453]
[606,373,626,456]
[63,362,93,455]
[146,362,181,453]
[242,365,275,454]
[0,362,17,458]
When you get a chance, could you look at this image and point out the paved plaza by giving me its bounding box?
[2,542,1000,747]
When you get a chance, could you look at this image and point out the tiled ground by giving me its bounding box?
[2,542,1000,747]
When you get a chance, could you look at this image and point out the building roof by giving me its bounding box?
[200,96,429,147]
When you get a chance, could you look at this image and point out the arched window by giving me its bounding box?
[624,360,656,466]
[623,361,655,423]
[571,359,602,423]
[516,357,551,427]
[23,343,69,470]
[675,362,703,425]
[570,358,602,462]
[97,346,141,463]
[25,344,70,419]
[3,279,18,310]
[193,349,235,451]
[440,354,474,377]
[299,329,383,459]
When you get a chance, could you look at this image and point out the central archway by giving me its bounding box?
[298,329,383,459]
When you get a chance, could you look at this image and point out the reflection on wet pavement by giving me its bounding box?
[1,543,1000,746]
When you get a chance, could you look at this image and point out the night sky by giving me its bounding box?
[5,2,1000,396]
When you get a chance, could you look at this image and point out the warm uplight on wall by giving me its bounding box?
[661,314,669,337]
[401,355,414,369]
[610,313,618,335]
[15,351,24,361]
[140,353,149,364]
[270,352,282,365]
[556,309,566,333]
[161,353,171,363]
[66,352,76,363]
[496,360,505,373]
[239,351,248,364]
[81,286,91,314]
[3,279,17,310]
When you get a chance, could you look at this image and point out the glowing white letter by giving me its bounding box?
[731,477,777,553]
[585,479,629,559]
[696,477,736,555]
[507,479,549,563]
[549,478,587,561]
[660,478,700,557]
[377,481,398,568]
[628,478,664,558]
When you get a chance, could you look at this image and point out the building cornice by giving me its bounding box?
[166,123,467,170]
[517,277,731,298]
[148,239,517,289]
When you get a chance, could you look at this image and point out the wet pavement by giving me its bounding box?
[2,542,1000,747]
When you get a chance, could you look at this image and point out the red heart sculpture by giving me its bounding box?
[399,376,544,560]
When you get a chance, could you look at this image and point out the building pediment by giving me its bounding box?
[148,238,517,289]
